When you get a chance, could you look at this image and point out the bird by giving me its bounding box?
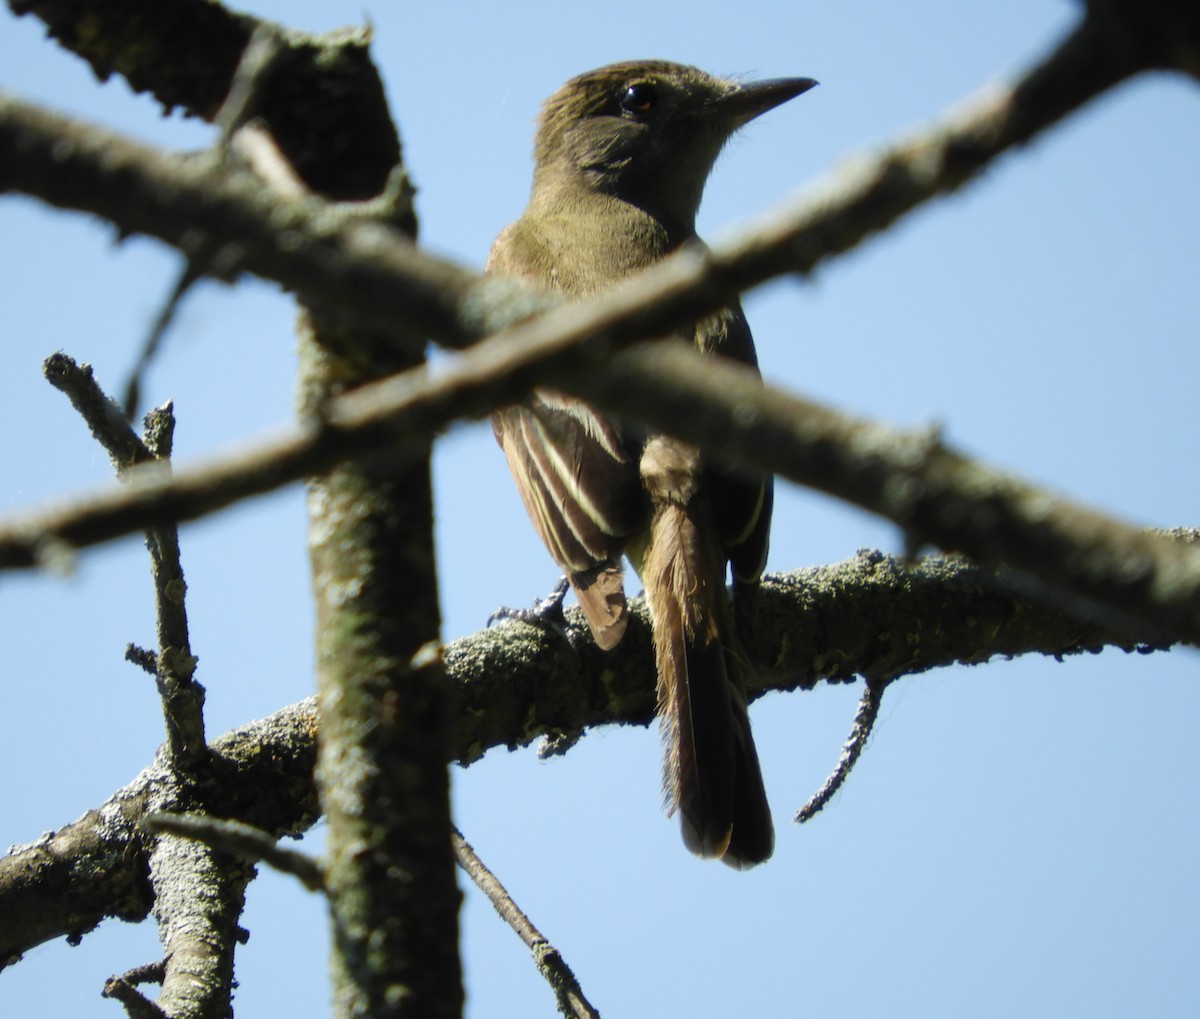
[488,61,816,867]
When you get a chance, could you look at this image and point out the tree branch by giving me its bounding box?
[1,550,1155,967]
[8,0,412,202]
[3,8,1195,649]
[9,0,260,120]
[144,813,325,893]
[43,354,208,766]
[136,399,207,766]
[795,681,883,824]
[0,4,1173,368]
[147,833,253,1019]
[556,342,1200,646]
[7,335,1198,648]
[452,828,600,1019]
[0,701,319,971]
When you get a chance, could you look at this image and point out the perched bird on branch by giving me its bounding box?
[489,61,816,867]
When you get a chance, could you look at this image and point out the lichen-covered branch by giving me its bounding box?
[145,813,325,892]
[266,29,463,1019]
[556,342,1200,646]
[3,4,1197,652]
[147,834,253,1019]
[0,700,318,971]
[301,310,464,1019]
[8,4,463,1010]
[7,335,1199,649]
[42,355,208,769]
[2,5,1186,372]
[1,550,1155,968]
[8,0,414,202]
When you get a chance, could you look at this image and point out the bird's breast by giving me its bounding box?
[513,191,679,295]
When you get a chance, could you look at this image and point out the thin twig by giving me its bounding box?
[121,261,204,421]
[452,828,600,1019]
[144,812,325,893]
[118,960,167,987]
[43,354,206,764]
[795,681,884,824]
[101,975,168,1019]
[42,354,149,472]
[125,643,159,676]
[213,23,285,146]
[138,401,207,766]
[117,23,292,421]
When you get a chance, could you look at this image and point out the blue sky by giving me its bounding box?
[2,1,1199,1015]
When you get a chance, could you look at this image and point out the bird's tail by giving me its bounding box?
[642,498,774,868]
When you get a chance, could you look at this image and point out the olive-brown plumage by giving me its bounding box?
[489,61,815,867]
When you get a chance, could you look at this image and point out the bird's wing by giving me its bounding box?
[697,305,774,586]
[488,221,646,648]
[492,396,641,574]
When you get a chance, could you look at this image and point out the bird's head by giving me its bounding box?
[532,60,816,232]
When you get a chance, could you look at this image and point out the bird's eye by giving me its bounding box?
[620,82,658,115]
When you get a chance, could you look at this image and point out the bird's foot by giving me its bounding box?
[488,575,570,633]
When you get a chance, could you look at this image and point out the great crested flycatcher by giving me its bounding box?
[489,61,815,867]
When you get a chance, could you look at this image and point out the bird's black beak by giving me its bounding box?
[719,76,818,126]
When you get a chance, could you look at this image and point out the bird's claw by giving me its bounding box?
[488,575,570,632]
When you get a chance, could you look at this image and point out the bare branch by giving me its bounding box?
[10,1,409,208]
[43,354,207,765]
[0,694,319,971]
[0,90,480,347]
[212,23,286,145]
[795,682,884,824]
[0,797,154,968]
[42,354,149,472]
[120,23,292,420]
[121,262,204,421]
[138,401,207,767]
[8,0,261,120]
[10,335,1200,650]
[145,813,324,893]
[451,550,1163,762]
[0,8,1165,367]
[3,12,1193,652]
[452,828,600,1019]
[102,972,168,1019]
[126,644,159,676]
